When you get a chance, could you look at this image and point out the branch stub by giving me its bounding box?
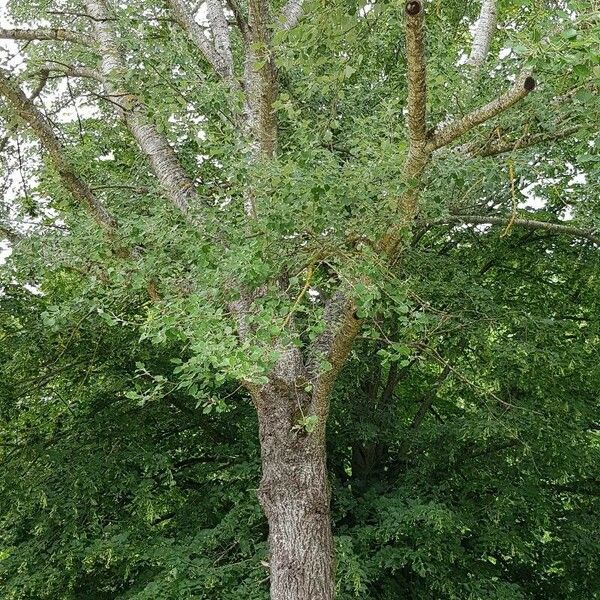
[524,76,536,92]
[405,1,422,16]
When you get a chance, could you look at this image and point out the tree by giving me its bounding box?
[0,0,598,599]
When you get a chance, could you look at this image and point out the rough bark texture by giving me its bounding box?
[253,348,335,600]
[206,0,234,75]
[258,422,334,600]
[229,291,345,600]
[255,293,360,599]
[246,0,278,158]
[309,291,362,416]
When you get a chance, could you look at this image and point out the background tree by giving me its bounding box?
[0,0,598,599]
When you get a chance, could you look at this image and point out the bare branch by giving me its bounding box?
[225,0,249,38]
[467,0,497,68]
[427,72,536,151]
[46,9,116,22]
[0,68,117,231]
[0,27,92,46]
[85,0,199,219]
[206,0,234,76]
[0,223,22,244]
[166,0,232,80]
[280,0,303,30]
[40,62,104,82]
[28,69,50,100]
[465,126,579,158]
[437,214,600,245]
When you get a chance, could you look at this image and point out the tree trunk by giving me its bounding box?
[256,387,335,600]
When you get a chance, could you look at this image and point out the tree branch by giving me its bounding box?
[245,0,278,158]
[405,1,427,150]
[465,126,579,158]
[0,69,117,232]
[308,291,361,417]
[280,0,303,30]
[437,214,600,245]
[40,62,104,82]
[0,27,92,46]
[166,0,233,80]
[28,69,50,101]
[85,0,199,220]
[395,360,453,460]
[315,1,431,391]
[410,363,451,431]
[206,0,234,77]
[380,1,429,255]
[0,223,22,244]
[467,0,497,68]
[427,72,536,152]
[225,0,249,38]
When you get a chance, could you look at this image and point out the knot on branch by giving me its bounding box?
[524,76,536,92]
[405,1,422,16]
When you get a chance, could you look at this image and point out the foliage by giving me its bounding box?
[1,0,599,598]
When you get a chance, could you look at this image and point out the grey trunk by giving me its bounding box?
[256,387,335,600]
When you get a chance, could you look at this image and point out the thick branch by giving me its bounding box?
[0,68,117,231]
[280,0,303,30]
[308,291,361,417]
[28,69,50,101]
[167,0,232,80]
[438,214,600,245]
[0,74,158,291]
[0,27,91,46]
[428,72,536,151]
[467,0,497,68]
[85,0,198,219]
[246,0,278,158]
[206,0,234,77]
[380,1,429,255]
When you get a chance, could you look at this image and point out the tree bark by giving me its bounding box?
[85,0,198,219]
[256,385,335,600]
[467,0,497,68]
